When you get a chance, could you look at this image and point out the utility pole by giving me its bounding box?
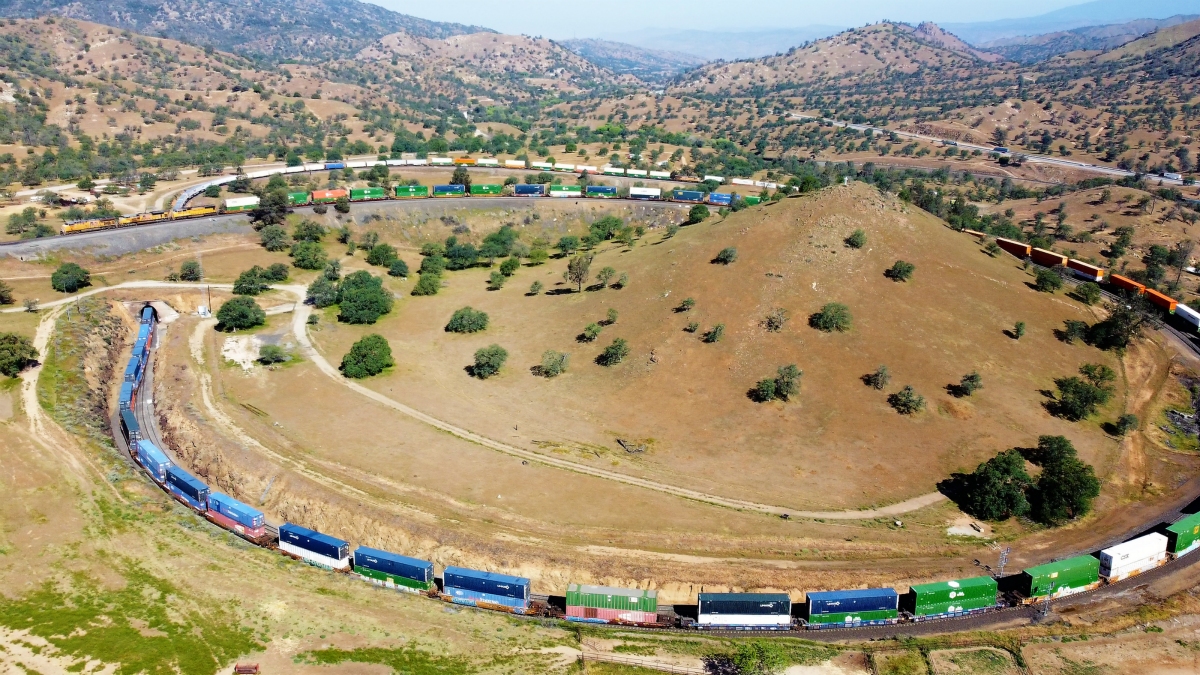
[996,547,1011,578]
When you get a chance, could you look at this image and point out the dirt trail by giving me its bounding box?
[20,280,948,519]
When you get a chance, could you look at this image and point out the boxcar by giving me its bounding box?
[279,523,351,570]
[352,546,434,591]
[442,566,531,613]
[697,593,792,630]
[806,588,898,629]
[565,584,658,624]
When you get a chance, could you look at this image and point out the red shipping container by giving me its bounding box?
[1031,247,1068,267]
[566,606,659,623]
[1144,288,1178,313]
[1067,259,1105,281]
[995,238,1030,258]
[1108,274,1145,295]
[206,509,267,539]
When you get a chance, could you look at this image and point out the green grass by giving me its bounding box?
[946,649,1012,674]
[0,563,259,674]
[879,650,928,675]
[36,297,123,447]
[301,646,474,674]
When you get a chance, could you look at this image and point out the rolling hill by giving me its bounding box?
[980,15,1200,64]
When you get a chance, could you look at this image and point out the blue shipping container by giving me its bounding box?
[514,184,545,196]
[119,382,134,410]
[807,588,899,615]
[433,184,466,195]
[586,186,617,196]
[119,409,140,445]
[166,465,209,510]
[133,337,148,360]
[443,566,530,602]
[280,523,349,560]
[325,162,346,170]
[673,190,705,202]
[136,440,172,482]
[707,192,733,205]
[207,492,265,529]
[136,324,151,343]
[124,356,142,383]
[354,546,433,584]
[140,305,156,324]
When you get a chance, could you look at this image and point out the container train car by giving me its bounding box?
[108,287,1200,635]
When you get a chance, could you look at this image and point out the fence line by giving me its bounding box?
[580,650,708,674]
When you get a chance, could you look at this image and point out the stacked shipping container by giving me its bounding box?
[805,589,899,628]
[697,593,792,629]
[279,523,351,570]
[207,492,266,539]
[442,567,531,613]
[352,547,433,591]
[565,584,658,624]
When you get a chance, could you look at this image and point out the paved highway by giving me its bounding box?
[788,113,1183,185]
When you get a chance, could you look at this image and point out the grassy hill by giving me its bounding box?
[313,182,1122,510]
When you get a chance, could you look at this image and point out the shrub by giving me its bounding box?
[293,220,326,242]
[773,364,802,400]
[539,350,569,378]
[702,324,725,343]
[419,254,447,276]
[528,248,549,265]
[810,303,851,332]
[333,196,350,213]
[845,229,867,248]
[233,266,270,295]
[338,271,393,324]
[488,270,505,290]
[291,241,328,270]
[312,204,328,215]
[1062,320,1089,343]
[0,280,12,305]
[340,334,393,379]
[387,258,409,278]
[596,266,616,287]
[684,321,699,333]
[528,280,543,295]
[864,365,890,390]
[179,260,203,282]
[888,386,925,414]
[366,243,398,267]
[665,224,680,238]
[764,308,788,332]
[556,235,580,256]
[306,277,338,308]
[471,344,507,379]
[0,332,38,377]
[688,204,710,223]
[1034,268,1064,292]
[713,247,738,264]
[581,322,602,342]
[678,298,695,312]
[1051,363,1114,421]
[216,296,265,331]
[258,344,288,364]
[1075,281,1102,305]
[1013,321,1026,339]
[1115,413,1139,435]
[957,371,983,397]
[605,308,618,325]
[499,256,521,277]
[885,260,915,282]
[614,272,628,289]
[445,307,489,334]
[51,263,90,293]
[411,273,440,296]
[597,338,629,366]
[260,224,290,251]
[753,378,777,402]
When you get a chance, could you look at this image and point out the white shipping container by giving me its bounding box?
[303,163,325,171]
[704,175,725,183]
[531,162,553,170]
[223,196,260,209]
[408,159,429,166]
[1100,533,1168,581]
[697,613,791,628]
[476,158,499,166]
[386,159,405,166]
[731,178,755,186]
[430,157,453,165]
[553,163,575,171]
[627,169,649,177]
[629,187,661,198]
[280,541,351,570]
[245,169,273,179]
[504,160,527,169]
[282,166,305,174]
[1176,304,1200,328]
[649,170,671,179]
[347,161,368,169]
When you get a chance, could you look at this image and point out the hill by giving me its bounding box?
[980,15,1200,64]
[560,38,706,81]
[0,0,491,62]
[311,182,1121,510]
[944,0,1200,45]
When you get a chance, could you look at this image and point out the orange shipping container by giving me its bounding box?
[311,188,349,203]
[454,157,476,166]
[1144,288,1178,313]
[995,237,1031,258]
[1067,259,1105,281]
[1031,247,1068,267]
[1108,274,1146,295]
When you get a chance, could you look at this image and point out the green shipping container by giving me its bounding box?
[903,576,997,618]
[288,191,311,205]
[1167,512,1200,556]
[395,185,429,198]
[565,584,657,613]
[1018,555,1100,599]
[743,196,762,205]
[350,187,385,201]
[807,609,898,625]
[354,565,433,591]
[470,184,504,195]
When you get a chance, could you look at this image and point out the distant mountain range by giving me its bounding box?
[560,39,705,81]
[980,14,1200,64]
[0,0,490,61]
[602,26,846,62]
[943,0,1199,45]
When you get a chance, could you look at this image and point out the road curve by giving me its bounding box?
[18,280,949,519]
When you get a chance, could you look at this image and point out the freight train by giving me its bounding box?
[61,158,760,236]
[116,281,1200,630]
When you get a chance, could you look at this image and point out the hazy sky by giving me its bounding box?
[369,0,1089,37]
